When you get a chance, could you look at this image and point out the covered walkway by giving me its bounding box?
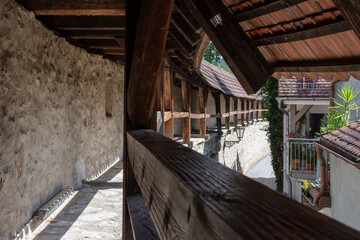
[32,163,123,240]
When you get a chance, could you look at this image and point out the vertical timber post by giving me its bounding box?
[233,97,238,128]
[211,92,222,133]
[224,95,230,130]
[255,101,259,121]
[245,99,249,125]
[199,87,208,138]
[163,67,174,139]
[182,81,191,143]
[240,98,245,127]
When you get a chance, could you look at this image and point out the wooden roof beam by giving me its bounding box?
[17,0,125,16]
[234,0,307,22]
[60,30,125,39]
[174,0,201,31]
[254,20,352,46]
[126,0,175,126]
[171,13,201,46]
[273,59,360,72]
[183,0,273,93]
[333,0,360,39]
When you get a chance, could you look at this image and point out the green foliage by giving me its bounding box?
[203,42,232,73]
[260,77,284,192]
[318,85,360,134]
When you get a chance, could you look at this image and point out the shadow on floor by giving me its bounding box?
[33,162,123,240]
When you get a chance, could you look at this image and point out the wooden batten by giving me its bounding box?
[211,92,222,133]
[199,87,208,138]
[333,0,360,39]
[224,95,230,130]
[233,97,238,128]
[163,68,174,139]
[181,81,191,143]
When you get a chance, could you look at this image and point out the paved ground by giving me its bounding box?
[32,162,123,240]
[246,155,276,190]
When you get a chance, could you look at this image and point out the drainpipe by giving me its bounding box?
[329,78,339,107]
[277,98,292,198]
[313,145,327,204]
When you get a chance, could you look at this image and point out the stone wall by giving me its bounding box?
[0,1,124,238]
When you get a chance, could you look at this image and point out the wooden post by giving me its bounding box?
[233,97,238,128]
[199,87,208,138]
[163,67,174,139]
[255,101,259,121]
[211,92,222,133]
[290,105,296,133]
[249,99,253,122]
[245,99,249,125]
[182,81,191,143]
[240,98,245,127]
[258,102,262,119]
[156,66,164,134]
[224,95,230,130]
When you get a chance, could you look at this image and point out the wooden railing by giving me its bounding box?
[127,130,360,239]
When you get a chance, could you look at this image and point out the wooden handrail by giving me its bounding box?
[163,109,268,122]
[127,130,360,239]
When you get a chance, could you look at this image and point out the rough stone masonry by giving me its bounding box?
[0,0,124,238]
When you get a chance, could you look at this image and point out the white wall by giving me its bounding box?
[330,153,360,231]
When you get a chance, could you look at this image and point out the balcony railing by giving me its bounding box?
[278,80,330,97]
[288,138,318,173]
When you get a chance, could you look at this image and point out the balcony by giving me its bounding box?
[288,138,318,180]
[278,77,330,98]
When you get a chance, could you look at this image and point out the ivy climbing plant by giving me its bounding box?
[260,77,284,192]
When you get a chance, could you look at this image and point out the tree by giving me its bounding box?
[203,42,232,73]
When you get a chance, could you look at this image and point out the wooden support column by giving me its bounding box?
[245,99,249,125]
[199,87,208,138]
[333,0,360,39]
[182,81,191,143]
[240,98,245,127]
[258,102,262,119]
[224,95,230,130]
[183,0,273,93]
[211,92,222,133]
[255,101,259,121]
[163,68,174,139]
[156,65,164,134]
[124,0,174,239]
[290,105,296,133]
[233,97,238,128]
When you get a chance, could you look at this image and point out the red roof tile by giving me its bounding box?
[278,76,330,97]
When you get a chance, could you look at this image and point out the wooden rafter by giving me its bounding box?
[183,0,273,93]
[17,0,125,16]
[234,0,307,22]
[273,60,360,73]
[333,0,360,39]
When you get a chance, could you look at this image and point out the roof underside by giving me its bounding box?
[16,0,360,97]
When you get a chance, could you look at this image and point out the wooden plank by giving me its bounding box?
[164,68,174,139]
[240,98,245,126]
[273,60,360,73]
[127,195,160,240]
[61,30,125,39]
[245,99,249,125]
[127,129,360,240]
[199,87,208,138]
[182,81,191,143]
[233,97,238,128]
[254,20,351,46]
[127,0,174,126]
[168,24,198,54]
[224,95,230,130]
[171,13,201,46]
[18,0,125,14]
[249,100,253,122]
[234,0,307,22]
[174,0,201,30]
[255,101,259,121]
[183,0,273,93]
[333,0,360,39]
[36,16,125,30]
[211,92,222,133]
[115,38,125,48]
[295,105,312,124]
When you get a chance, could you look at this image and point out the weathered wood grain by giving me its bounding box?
[233,97,238,128]
[163,68,174,139]
[127,130,360,240]
[211,92,222,132]
[181,81,191,143]
[333,0,360,39]
[127,0,174,126]
[224,95,230,130]
[199,87,208,137]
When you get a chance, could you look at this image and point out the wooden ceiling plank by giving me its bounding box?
[127,0,175,126]
[183,0,273,93]
[174,0,201,31]
[171,13,201,46]
[17,0,125,15]
[333,0,360,39]
[254,20,352,46]
[234,0,307,22]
